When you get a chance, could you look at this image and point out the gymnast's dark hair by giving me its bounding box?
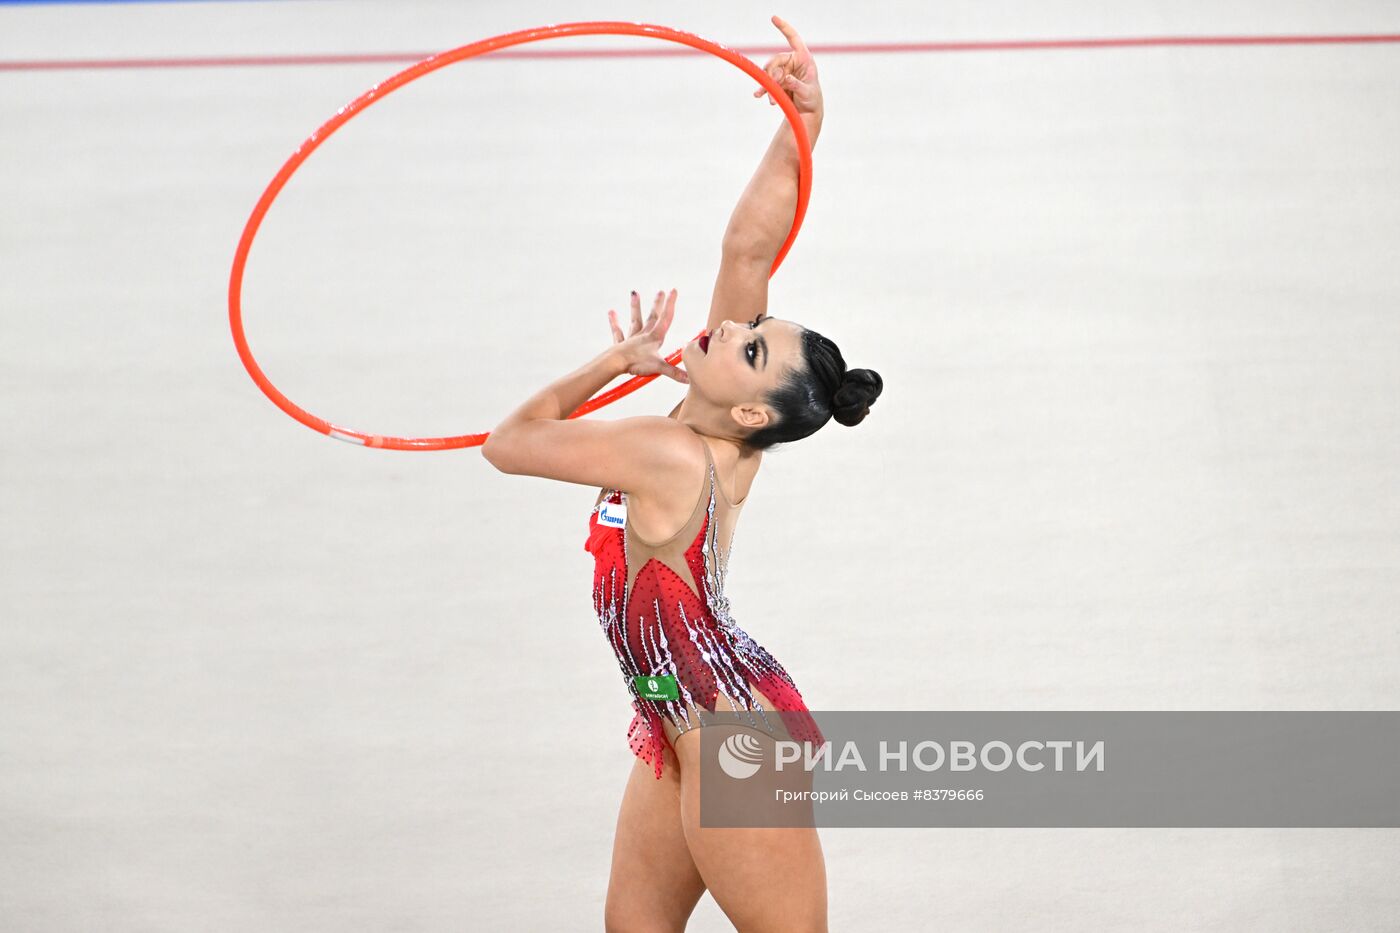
[744,328,883,450]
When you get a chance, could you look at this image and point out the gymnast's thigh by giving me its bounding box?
[606,749,706,932]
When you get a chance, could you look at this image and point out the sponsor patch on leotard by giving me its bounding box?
[633,674,679,701]
[598,499,627,528]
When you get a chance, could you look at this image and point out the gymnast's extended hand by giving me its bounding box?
[606,289,689,385]
[753,14,823,115]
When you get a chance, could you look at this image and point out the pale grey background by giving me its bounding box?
[2,0,1398,930]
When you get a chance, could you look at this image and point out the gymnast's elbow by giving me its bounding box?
[481,429,521,474]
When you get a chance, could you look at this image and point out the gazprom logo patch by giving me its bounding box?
[599,500,626,528]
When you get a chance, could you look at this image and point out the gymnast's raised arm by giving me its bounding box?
[482,290,695,494]
[706,15,824,333]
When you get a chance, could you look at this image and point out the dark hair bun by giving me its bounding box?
[831,368,883,427]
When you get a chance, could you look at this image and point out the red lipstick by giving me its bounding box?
[698,332,710,353]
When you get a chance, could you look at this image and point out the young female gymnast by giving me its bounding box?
[482,17,882,932]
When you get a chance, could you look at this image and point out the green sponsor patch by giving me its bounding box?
[633,674,679,701]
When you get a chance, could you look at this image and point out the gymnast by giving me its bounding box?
[482,16,881,933]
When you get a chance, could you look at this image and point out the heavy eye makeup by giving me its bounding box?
[745,317,766,368]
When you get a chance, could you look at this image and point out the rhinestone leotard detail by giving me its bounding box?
[583,436,825,780]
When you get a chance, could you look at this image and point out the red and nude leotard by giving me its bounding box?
[583,435,825,779]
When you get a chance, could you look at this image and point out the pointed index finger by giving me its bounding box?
[771,15,810,60]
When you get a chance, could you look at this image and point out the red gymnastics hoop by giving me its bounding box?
[228,21,813,450]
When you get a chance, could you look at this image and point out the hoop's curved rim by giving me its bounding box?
[228,21,813,450]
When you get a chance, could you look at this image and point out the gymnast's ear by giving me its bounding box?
[730,404,770,431]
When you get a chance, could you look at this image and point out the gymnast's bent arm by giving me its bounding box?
[482,290,695,494]
[706,15,824,332]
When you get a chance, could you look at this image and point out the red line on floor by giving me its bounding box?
[2,34,1399,72]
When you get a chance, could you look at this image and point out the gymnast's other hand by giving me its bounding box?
[606,289,688,384]
[753,15,822,115]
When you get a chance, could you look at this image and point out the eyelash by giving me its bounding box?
[746,320,759,365]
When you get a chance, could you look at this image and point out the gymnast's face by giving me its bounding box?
[682,315,804,433]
